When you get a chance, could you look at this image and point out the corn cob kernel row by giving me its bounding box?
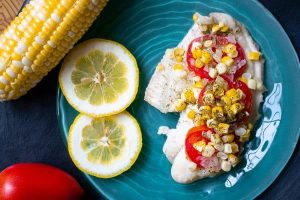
[0,0,108,100]
[0,0,73,98]
[0,0,64,98]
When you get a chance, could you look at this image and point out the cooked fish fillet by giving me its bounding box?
[144,24,202,113]
[147,12,265,183]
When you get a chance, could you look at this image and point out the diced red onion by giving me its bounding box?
[229,65,237,74]
[202,78,209,85]
[237,59,247,68]
[204,65,209,72]
[213,48,222,63]
[227,34,236,44]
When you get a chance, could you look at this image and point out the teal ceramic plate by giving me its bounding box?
[56,0,300,199]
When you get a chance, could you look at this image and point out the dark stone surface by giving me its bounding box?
[0,0,298,199]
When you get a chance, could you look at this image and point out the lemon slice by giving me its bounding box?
[68,111,142,178]
[59,39,139,117]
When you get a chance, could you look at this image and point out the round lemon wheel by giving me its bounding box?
[59,39,139,117]
[68,111,142,178]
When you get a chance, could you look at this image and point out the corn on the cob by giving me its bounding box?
[0,0,108,100]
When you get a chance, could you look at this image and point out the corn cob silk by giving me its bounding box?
[0,0,108,100]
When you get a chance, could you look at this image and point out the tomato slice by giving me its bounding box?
[186,34,247,80]
[185,126,212,168]
[198,78,252,123]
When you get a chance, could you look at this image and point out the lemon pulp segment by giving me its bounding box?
[81,116,126,165]
[71,50,128,105]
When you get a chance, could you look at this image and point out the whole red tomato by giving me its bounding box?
[0,163,84,200]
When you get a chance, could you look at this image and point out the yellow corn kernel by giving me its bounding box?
[215,76,227,87]
[157,63,164,71]
[192,76,200,82]
[216,63,227,75]
[211,133,222,144]
[192,49,202,59]
[248,123,253,130]
[217,123,230,134]
[235,127,247,136]
[11,52,22,61]
[182,89,196,104]
[221,96,232,106]
[228,154,239,166]
[221,56,234,66]
[194,58,203,68]
[175,99,187,112]
[239,129,251,143]
[175,55,183,62]
[223,143,232,154]
[247,78,257,90]
[199,106,212,120]
[220,25,229,32]
[238,77,248,84]
[223,43,237,55]
[193,13,199,23]
[187,109,196,119]
[194,117,205,126]
[221,160,231,171]
[0,82,5,89]
[173,63,184,71]
[203,40,213,48]
[194,81,204,89]
[227,50,238,58]
[212,24,221,33]
[174,48,184,62]
[202,92,215,105]
[212,83,225,98]
[226,109,236,122]
[206,119,218,129]
[43,44,53,52]
[201,50,213,64]
[249,51,261,60]
[208,68,218,79]
[174,48,185,56]
[230,143,239,153]
[200,25,208,32]
[207,141,214,146]
[214,144,225,152]
[230,103,244,115]
[212,106,223,118]
[202,145,215,157]
[222,134,235,143]
[193,140,206,152]
[236,89,245,99]
[226,88,242,103]
[2,72,13,82]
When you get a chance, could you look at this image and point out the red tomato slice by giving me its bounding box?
[186,34,247,80]
[185,126,213,168]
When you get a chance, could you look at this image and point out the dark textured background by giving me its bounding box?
[0,0,299,199]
